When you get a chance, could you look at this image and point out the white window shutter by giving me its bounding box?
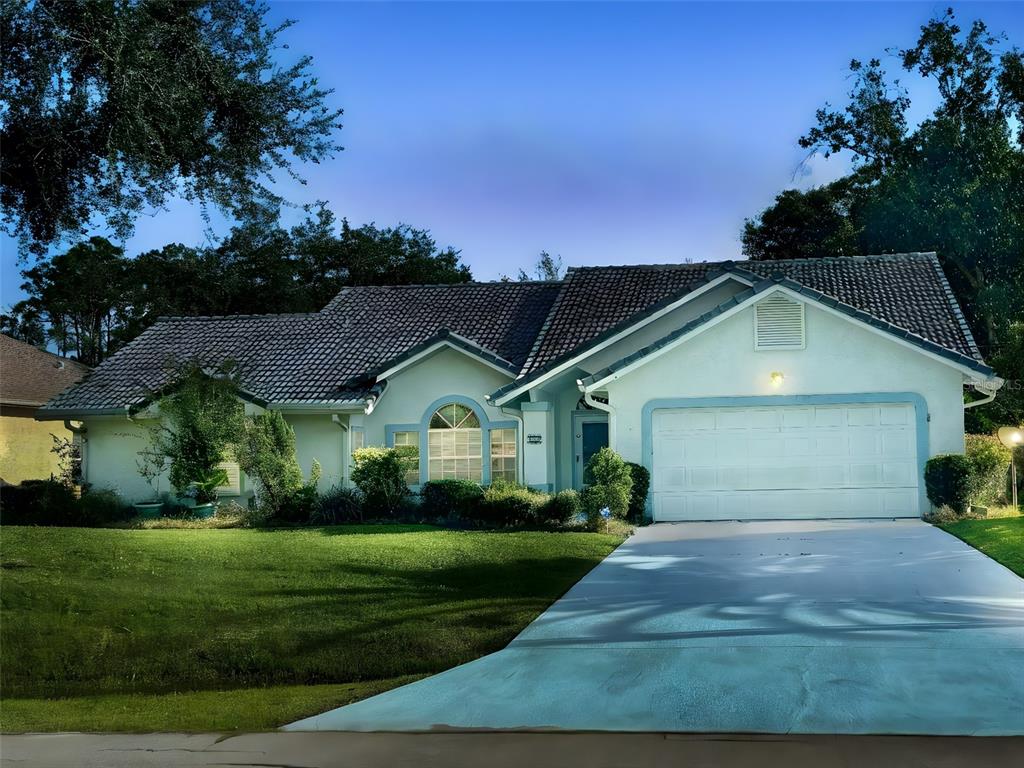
[754,294,805,350]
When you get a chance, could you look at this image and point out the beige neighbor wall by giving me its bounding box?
[0,407,74,484]
[602,301,967,514]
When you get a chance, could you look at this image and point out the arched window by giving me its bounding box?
[428,402,482,481]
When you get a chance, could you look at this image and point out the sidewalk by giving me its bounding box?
[3,732,1022,768]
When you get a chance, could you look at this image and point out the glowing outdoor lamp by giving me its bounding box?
[997,427,1023,510]
[770,371,785,388]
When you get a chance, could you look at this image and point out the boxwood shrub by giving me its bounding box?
[420,479,484,520]
[924,454,975,515]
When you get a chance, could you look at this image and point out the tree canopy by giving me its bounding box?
[741,9,1024,428]
[3,207,471,365]
[1,0,343,254]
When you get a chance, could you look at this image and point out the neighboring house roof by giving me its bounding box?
[0,334,91,408]
[39,282,561,416]
[40,252,989,417]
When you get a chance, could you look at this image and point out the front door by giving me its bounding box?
[573,412,609,489]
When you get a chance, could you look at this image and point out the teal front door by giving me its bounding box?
[573,413,609,488]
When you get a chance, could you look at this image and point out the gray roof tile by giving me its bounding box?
[522,252,981,376]
[43,253,987,415]
[42,282,561,415]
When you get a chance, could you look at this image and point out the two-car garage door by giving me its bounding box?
[651,403,919,521]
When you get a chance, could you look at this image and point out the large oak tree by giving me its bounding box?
[1,0,343,253]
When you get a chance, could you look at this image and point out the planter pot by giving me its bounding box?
[192,502,217,519]
[133,501,164,519]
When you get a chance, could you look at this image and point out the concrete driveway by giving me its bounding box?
[287,520,1024,735]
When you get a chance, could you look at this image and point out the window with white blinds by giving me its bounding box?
[490,428,517,482]
[427,403,483,482]
[393,430,420,485]
[754,294,806,350]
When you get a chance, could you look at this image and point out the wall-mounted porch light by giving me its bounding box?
[770,371,785,388]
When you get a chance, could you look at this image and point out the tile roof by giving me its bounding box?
[0,334,91,408]
[520,252,982,378]
[42,253,987,416]
[578,275,993,389]
[40,282,561,415]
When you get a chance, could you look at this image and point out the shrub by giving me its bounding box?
[0,482,130,527]
[965,434,1012,507]
[476,480,546,527]
[312,486,364,525]
[0,480,79,525]
[76,489,132,526]
[584,447,632,519]
[235,410,306,516]
[626,462,650,522]
[533,489,581,528]
[351,447,413,517]
[925,454,975,516]
[420,479,483,520]
[146,360,244,498]
[579,485,610,531]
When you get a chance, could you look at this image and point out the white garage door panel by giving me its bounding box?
[652,403,919,521]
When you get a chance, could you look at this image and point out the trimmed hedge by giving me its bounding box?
[965,434,1012,507]
[534,489,581,527]
[420,480,484,519]
[476,481,546,527]
[925,455,975,515]
[0,482,131,527]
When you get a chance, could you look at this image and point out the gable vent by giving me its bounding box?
[754,294,805,350]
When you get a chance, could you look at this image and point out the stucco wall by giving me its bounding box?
[0,407,74,484]
[79,417,165,500]
[579,280,746,374]
[602,301,966,510]
[80,412,342,502]
[363,346,520,485]
[286,414,344,491]
[365,346,516,444]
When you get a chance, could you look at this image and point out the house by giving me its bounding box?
[37,253,1002,520]
[1,334,91,485]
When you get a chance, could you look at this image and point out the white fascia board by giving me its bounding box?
[374,340,516,382]
[494,272,753,405]
[581,284,1000,392]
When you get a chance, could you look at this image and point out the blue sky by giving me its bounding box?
[3,1,1022,306]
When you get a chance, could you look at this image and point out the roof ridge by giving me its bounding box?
[153,312,320,322]
[567,252,939,272]
[331,280,565,290]
[923,252,984,360]
[516,270,578,377]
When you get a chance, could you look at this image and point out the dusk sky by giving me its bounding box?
[3,1,1022,307]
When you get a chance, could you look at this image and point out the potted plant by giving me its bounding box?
[179,467,228,518]
[134,448,167,518]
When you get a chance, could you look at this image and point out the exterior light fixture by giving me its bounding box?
[997,427,1023,511]
[770,371,785,387]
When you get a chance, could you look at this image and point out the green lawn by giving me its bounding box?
[940,516,1024,577]
[0,525,621,732]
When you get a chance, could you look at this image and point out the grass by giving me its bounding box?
[939,516,1024,577]
[0,524,622,732]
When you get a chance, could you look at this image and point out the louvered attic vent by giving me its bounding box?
[754,293,805,350]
